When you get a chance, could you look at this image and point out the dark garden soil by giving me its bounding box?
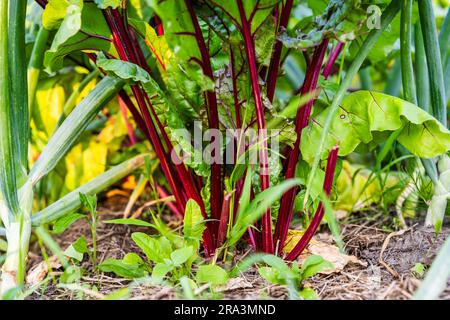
[27,195,450,300]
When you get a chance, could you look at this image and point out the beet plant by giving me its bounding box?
[0,0,450,298]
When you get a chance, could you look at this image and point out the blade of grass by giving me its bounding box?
[229,178,303,248]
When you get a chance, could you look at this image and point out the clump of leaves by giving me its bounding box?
[99,200,228,286]
[232,253,333,300]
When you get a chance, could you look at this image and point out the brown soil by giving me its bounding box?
[26,196,450,300]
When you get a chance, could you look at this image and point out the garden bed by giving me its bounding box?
[26,196,450,300]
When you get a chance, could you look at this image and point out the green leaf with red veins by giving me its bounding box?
[207,0,278,34]
[43,1,115,72]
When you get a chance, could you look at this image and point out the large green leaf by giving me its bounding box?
[305,0,401,204]
[43,0,114,72]
[146,0,200,62]
[301,91,450,164]
[42,0,78,30]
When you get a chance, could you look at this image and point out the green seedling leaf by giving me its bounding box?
[258,266,281,285]
[79,193,97,214]
[300,255,334,280]
[64,246,83,262]
[52,213,86,234]
[123,252,145,265]
[131,232,164,263]
[99,253,146,279]
[196,264,229,285]
[262,255,291,274]
[103,288,130,300]
[183,199,205,243]
[412,263,426,278]
[159,236,174,259]
[60,265,84,284]
[152,263,173,282]
[64,236,89,262]
[170,246,195,266]
[298,287,319,300]
[179,276,197,300]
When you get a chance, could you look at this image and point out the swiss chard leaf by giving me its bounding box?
[280,0,368,49]
[301,91,450,164]
[43,1,115,72]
